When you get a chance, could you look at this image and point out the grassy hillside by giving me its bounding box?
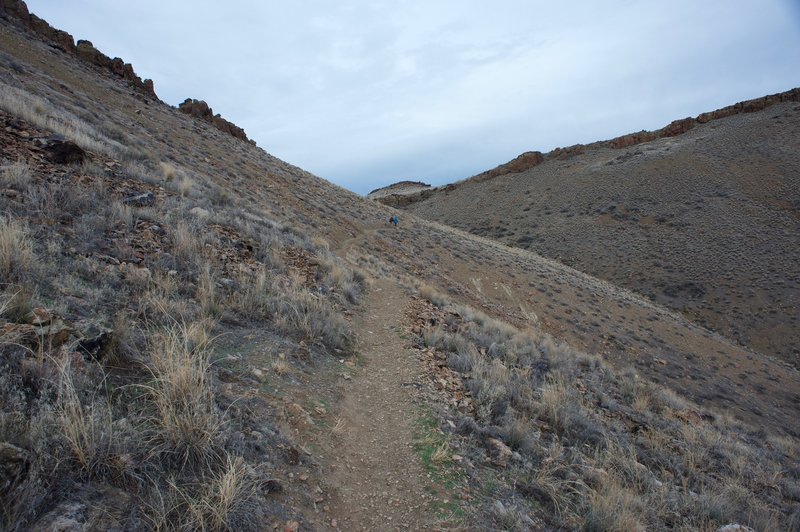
[1,5,799,530]
[399,95,800,370]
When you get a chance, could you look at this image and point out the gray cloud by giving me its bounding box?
[27,0,800,193]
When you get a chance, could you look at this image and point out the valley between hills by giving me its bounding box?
[376,89,800,372]
[1,1,799,530]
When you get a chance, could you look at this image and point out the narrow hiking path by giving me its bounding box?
[319,278,454,530]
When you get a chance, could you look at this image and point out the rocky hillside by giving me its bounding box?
[1,2,799,530]
[394,90,800,369]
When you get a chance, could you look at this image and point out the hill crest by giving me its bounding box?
[371,86,800,202]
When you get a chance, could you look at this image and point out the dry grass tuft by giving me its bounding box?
[197,265,220,318]
[583,482,646,532]
[176,174,194,197]
[0,216,34,285]
[55,356,116,475]
[0,285,35,323]
[172,219,201,268]
[144,322,220,467]
[191,455,257,530]
[159,161,177,181]
[1,160,32,189]
[271,354,290,376]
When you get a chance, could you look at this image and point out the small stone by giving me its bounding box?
[123,191,155,206]
[487,437,512,468]
[330,518,337,528]
[25,307,53,326]
[284,520,300,532]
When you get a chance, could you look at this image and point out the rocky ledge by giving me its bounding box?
[1,0,156,99]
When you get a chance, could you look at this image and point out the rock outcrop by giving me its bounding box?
[1,1,254,144]
[472,151,545,183]
[0,0,157,99]
[477,87,800,179]
[609,88,800,149]
[178,98,255,144]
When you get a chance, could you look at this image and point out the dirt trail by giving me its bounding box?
[320,278,448,530]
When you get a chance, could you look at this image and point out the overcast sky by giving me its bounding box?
[26,1,800,194]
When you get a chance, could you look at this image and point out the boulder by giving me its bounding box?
[179,98,253,143]
[178,98,214,121]
[486,437,512,468]
[2,318,73,351]
[44,137,85,164]
[76,324,113,361]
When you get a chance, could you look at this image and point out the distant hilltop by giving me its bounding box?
[367,181,433,205]
[464,87,800,186]
[371,86,800,204]
[0,0,255,144]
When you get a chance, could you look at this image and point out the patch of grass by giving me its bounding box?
[143,322,221,468]
[413,410,463,493]
[418,283,449,308]
[0,216,33,284]
[55,355,116,475]
[0,80,127,156]
[1,160,32,190]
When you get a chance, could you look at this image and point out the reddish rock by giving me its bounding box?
[548,144,585,160]
[472,150,546,182]
[660,117,695,138]
[179,98,214,121]
[609,130,657,149]
[179,98,254,144]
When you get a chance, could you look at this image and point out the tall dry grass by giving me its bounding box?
[0,216,33,285]
[144,322,220,467]
[55,356,115,475]
[0,81,127,156]
[1,160,32,189]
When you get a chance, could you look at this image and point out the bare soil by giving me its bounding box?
[320,278,453,530]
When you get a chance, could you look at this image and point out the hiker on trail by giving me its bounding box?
[392,215,399,227]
